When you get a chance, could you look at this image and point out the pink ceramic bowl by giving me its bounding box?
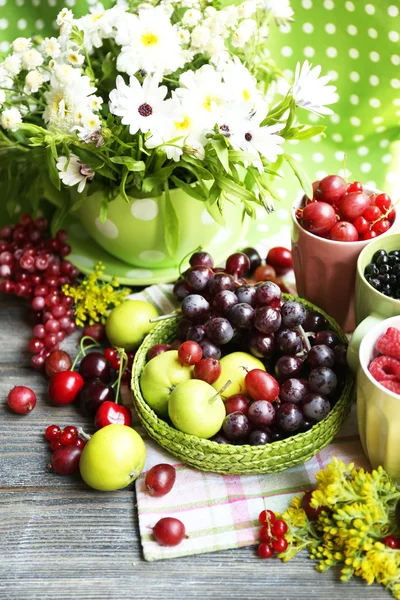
[291,191,399,333]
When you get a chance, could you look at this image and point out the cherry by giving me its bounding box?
[372,219,391,235]
[178,340,202,366]
[266,247,293,275]
[272,537,288,553]
[225,252,251,276]
[145,464,176,497]
[147,344,171,360]
[79,378,115,416]
[45,424,61,442]
[104,347,117,362]
[45,350,72,378]
[94,401,132,429]
[224,394,250,415]
[352,215,369,234]
[48,371,84,406]
[193,357,221,384]
[339,192,371,221]
[301,202,337,236]
[7,386,37,414]
[375,193,392,212]
[347,181,363,193]
[271,519,288,537]
[254,264,277,282]
[315,175,347,205]
[383,536,400,549]
[259,509,276,525]
[50,446,82,475]
[153,517,186,546]
[329,221,358,242]
[242,247,262,272]
[258,543,274,558]
[245,369,280,402]
[363,205,382,222]
[79,352,111,383]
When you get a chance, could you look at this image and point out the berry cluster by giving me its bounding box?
[297,175,395,242]
[364,248,400,299]
[257,509,288,558]
[369,327,400,396]
[45,424,86,475]
[0,214,79,370]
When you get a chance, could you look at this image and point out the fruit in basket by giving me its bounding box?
[245,370,280,402]
[140,350,193,418]
[193,357,221,384]
[211,352,265,396]
[79,424,146,491]
[168,379,226,439]
[105,300,158,351]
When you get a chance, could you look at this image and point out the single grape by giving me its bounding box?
[185,266,213,291]
[308,367,337,396]
[181,294,210,321]
[255,281,281,308]
[248,429,271,445]
[254,306,281,334]
[248,332,275,358]
[339,192,370,220]
[242,247,262,272]
[207,272,235,296]
[275,329,303,355]
[280,301,307,328]
[301,202,337,236]
[224,394,250,415]
[45,350,72,378]
[275,356,303,381]
[173,279,191,301]
[302,393,331,422]
[176,318,192,340]
[190,251,213,269]
[213,290,238,314]
[303,311,328,332]
[315,175,347,205]
[228,303,255,328]
[314,330,339,348]
[329,221,358,242]
[145,464,176,497]
[276,403,304,432]
[236,284,257,307]
[205,317,234,345]
[186,324,206,343]
[193,358,221,384]
[147,344,171,360]
[307,345,335,369]
[211,433,231,444]
[280,378,309,404]
[153,517,185,546]
[248,400,276,427]
[225,252,251,276]
[51,446,82,475]
[222,412,251,442]
[199,339,221,360]
[178,340,203,366]
[245,369,280,402]
[333,343,348,366]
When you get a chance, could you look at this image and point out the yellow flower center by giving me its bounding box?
[91,12,104,22]
[242,88,250,102]
[174,115,191,131]
[203,95,216,112]
[141,32,159,47]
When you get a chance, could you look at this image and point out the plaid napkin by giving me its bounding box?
[126,283,368,561]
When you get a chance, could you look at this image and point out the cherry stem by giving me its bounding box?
[297,325,312,353]
[209,380,232,404]
[149,311,180,323]
[76,427,91,441]
[369,197,400,230]
[71,337,101,371]
[114,346,128,405]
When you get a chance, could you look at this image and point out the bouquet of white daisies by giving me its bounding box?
[0,0,337,234]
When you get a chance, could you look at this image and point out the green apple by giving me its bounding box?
[140,350,193,419]
[168,379,226,439]
[79,424,146,492]
[105,300,159,351]
[212,352,265,397]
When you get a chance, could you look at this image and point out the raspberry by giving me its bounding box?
[369,356,400,382]
[376,328,400,360]
[380,380,400,395]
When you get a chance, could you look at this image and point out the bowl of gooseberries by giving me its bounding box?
[132,249,354,474]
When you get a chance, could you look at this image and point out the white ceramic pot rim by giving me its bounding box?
[291,187,398,247]
[359,314,400,401]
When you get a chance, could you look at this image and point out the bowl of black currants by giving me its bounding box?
[132,249,355,475]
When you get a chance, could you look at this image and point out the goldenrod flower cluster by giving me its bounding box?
[63,262,130,327]
[278,458,400,598]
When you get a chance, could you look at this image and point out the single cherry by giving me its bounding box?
[266,247,293,275]
[79,378,115,416]
[48,371,84,406]
[79,352,111,383]
[94,401,132,429]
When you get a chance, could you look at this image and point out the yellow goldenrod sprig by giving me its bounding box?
[63,262,130,327]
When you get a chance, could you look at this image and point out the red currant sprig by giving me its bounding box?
[257,509,288,558]
[45,424,86,452]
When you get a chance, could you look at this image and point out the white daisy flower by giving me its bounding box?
[24,70,45,94]
[177,64,228,128]
[44,71,97,132]
[261,0,294,25]
[206,36,226,57]
[109,74,181,136]
[67,50,85,67]
[1,107,22,131]
[231,18,257,48]
[222,5,239,28]
[177,28,190,45]
[56,154,95,193]
[41,37,61,59]
[88,95,103,111]
[4,54,22,76]
[292,60,339,116]
[21,49,44,71]
[12,37,32,54]
[222,57,260,107]
[76,3,127,53]
[56,8,74,27]
[191,25,211,50]
[116,7,184,76]
[182,8,202,27]
[0,90,6,107]
[54,64,78,84]
[238,1,257,19]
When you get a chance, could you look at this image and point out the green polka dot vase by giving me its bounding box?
[76,187,248,269]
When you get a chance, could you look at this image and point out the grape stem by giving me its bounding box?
[149,311,180,323]
[209,380,232,403]
[297,325,312,352]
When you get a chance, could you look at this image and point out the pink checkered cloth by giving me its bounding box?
[126,283,368,561]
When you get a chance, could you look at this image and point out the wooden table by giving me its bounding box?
[0,294,389,600]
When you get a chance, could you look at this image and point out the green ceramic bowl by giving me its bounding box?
[132,294,355,475]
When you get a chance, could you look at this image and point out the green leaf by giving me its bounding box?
[214,174,256,203]
[284,153,313,199]
[46,147,60,191]
[29,175,41,215]
[70,26,85,47]
[96,164,117,180]
[261,95,292,127]
[142,166,175,193]
[101,52,114,79]
[72,147,107,169]
[110,156,146,171]
[50,194,71,235]
[163,182,179,258]
[281,99,296,136]
[205,197,226,226]
[211,139,231,174]
[181,155,214,181]
[228,150,258,163]
[286,125,326,141]
[170,176,206,201]
[120,169,129,202]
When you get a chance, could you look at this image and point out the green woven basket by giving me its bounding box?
[132,294,355,475]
